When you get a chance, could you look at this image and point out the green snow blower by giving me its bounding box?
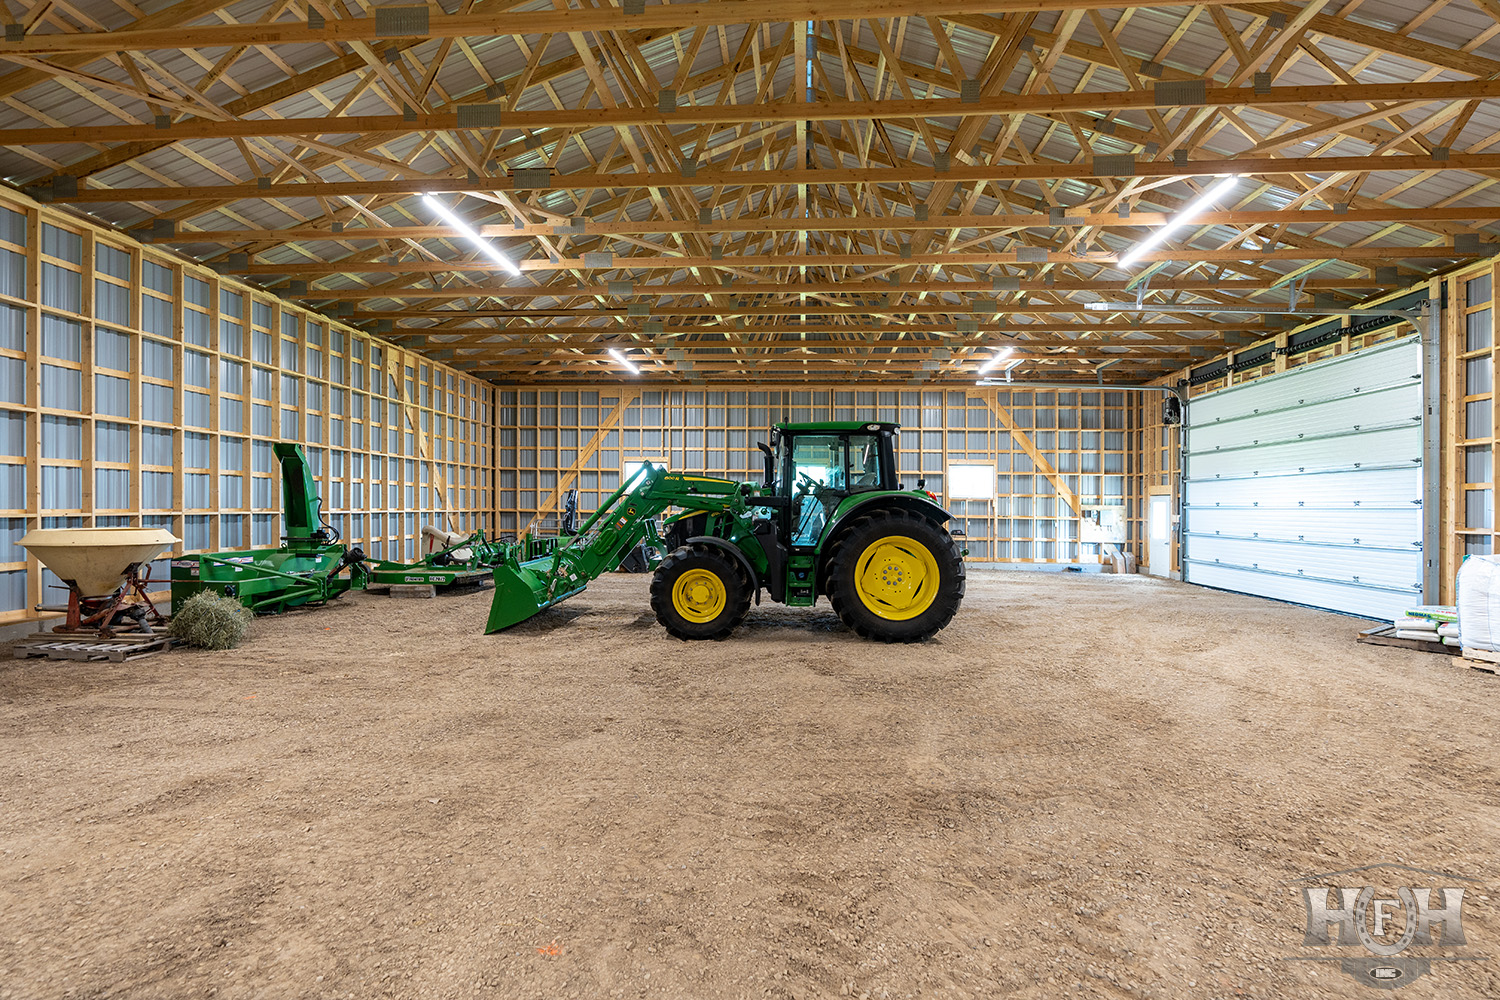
[170,444,367,614]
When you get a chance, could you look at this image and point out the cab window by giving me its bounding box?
[846,434,881,492]
[790,434,846,489]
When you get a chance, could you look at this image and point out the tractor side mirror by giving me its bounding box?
[757,441,775,490]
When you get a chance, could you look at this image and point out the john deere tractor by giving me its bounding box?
[487,421,965,642]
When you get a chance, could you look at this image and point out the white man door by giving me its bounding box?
[1147,495,1172,577]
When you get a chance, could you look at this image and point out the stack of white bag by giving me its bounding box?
[1394,606,1459,644]
[1456,554,1500,651]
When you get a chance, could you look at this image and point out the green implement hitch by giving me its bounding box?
[170,443,367,614]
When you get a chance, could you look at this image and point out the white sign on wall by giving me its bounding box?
[947,463,996,500]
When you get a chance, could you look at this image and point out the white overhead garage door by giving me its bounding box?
[1184,337,1424,620]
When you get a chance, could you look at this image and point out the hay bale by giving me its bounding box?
[168,591,254,650]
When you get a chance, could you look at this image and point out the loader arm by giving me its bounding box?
[486,464,752,633]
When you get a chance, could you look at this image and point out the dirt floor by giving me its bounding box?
[1,570,1499,1000]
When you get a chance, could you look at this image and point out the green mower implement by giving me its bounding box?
[366,529,507,590]
[487,421,966,642]
[170,443,367,614]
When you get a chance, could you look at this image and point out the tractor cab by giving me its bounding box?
[760,422,899,547]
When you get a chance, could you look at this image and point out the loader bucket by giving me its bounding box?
[485,557,587,633]
[483,465,673,634]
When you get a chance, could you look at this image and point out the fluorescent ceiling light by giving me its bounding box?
[421,194,521,276]
[1084,302,1109,311]
[1117,175,1240,268]
[976,347,1014,375]
[608,347,640,374]
[977,355,1023,384]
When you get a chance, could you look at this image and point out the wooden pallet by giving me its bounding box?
[29,624,172,639]
[1456,647,1500,674]
[12,631,177,662]
[1357,624,1454,655]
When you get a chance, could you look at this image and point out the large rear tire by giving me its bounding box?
[651,543,751,641]
[825,509,965,642]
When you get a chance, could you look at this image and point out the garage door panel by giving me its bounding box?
[1185,564,1421,621]
[1185,536,1420,585]
[1184,338,1424,620]
[1189,345,1420,422]
[1186,507,1421,548]
[1188,384,1421,454]
[1186,466,1421,509]
[1187,425,1420,480]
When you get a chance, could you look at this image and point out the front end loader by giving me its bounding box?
[487,421,965,642]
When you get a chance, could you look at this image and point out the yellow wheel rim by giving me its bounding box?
[854,535,941,621]
[671,568,728,623]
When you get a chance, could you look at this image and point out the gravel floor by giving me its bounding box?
[1,569,1496,999]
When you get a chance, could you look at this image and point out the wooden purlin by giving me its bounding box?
[145,204,1500,244]
[522,390,639,538]
[258,247,1488,293]
[236,245,1489,277]
[13,78,1500,146]
[341,279,1387,306]
[47,153,1500,203]
[0,0,1249,55]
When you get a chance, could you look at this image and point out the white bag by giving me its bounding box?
[1457,555,1500,651]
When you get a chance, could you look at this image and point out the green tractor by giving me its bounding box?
[487,421,965,642]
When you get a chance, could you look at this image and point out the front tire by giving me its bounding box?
[650,543,751,640]
[825,510,965,642]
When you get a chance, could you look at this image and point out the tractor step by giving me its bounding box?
[786,552,817,605]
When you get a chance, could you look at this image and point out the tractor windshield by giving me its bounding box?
[791,434,845,488]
